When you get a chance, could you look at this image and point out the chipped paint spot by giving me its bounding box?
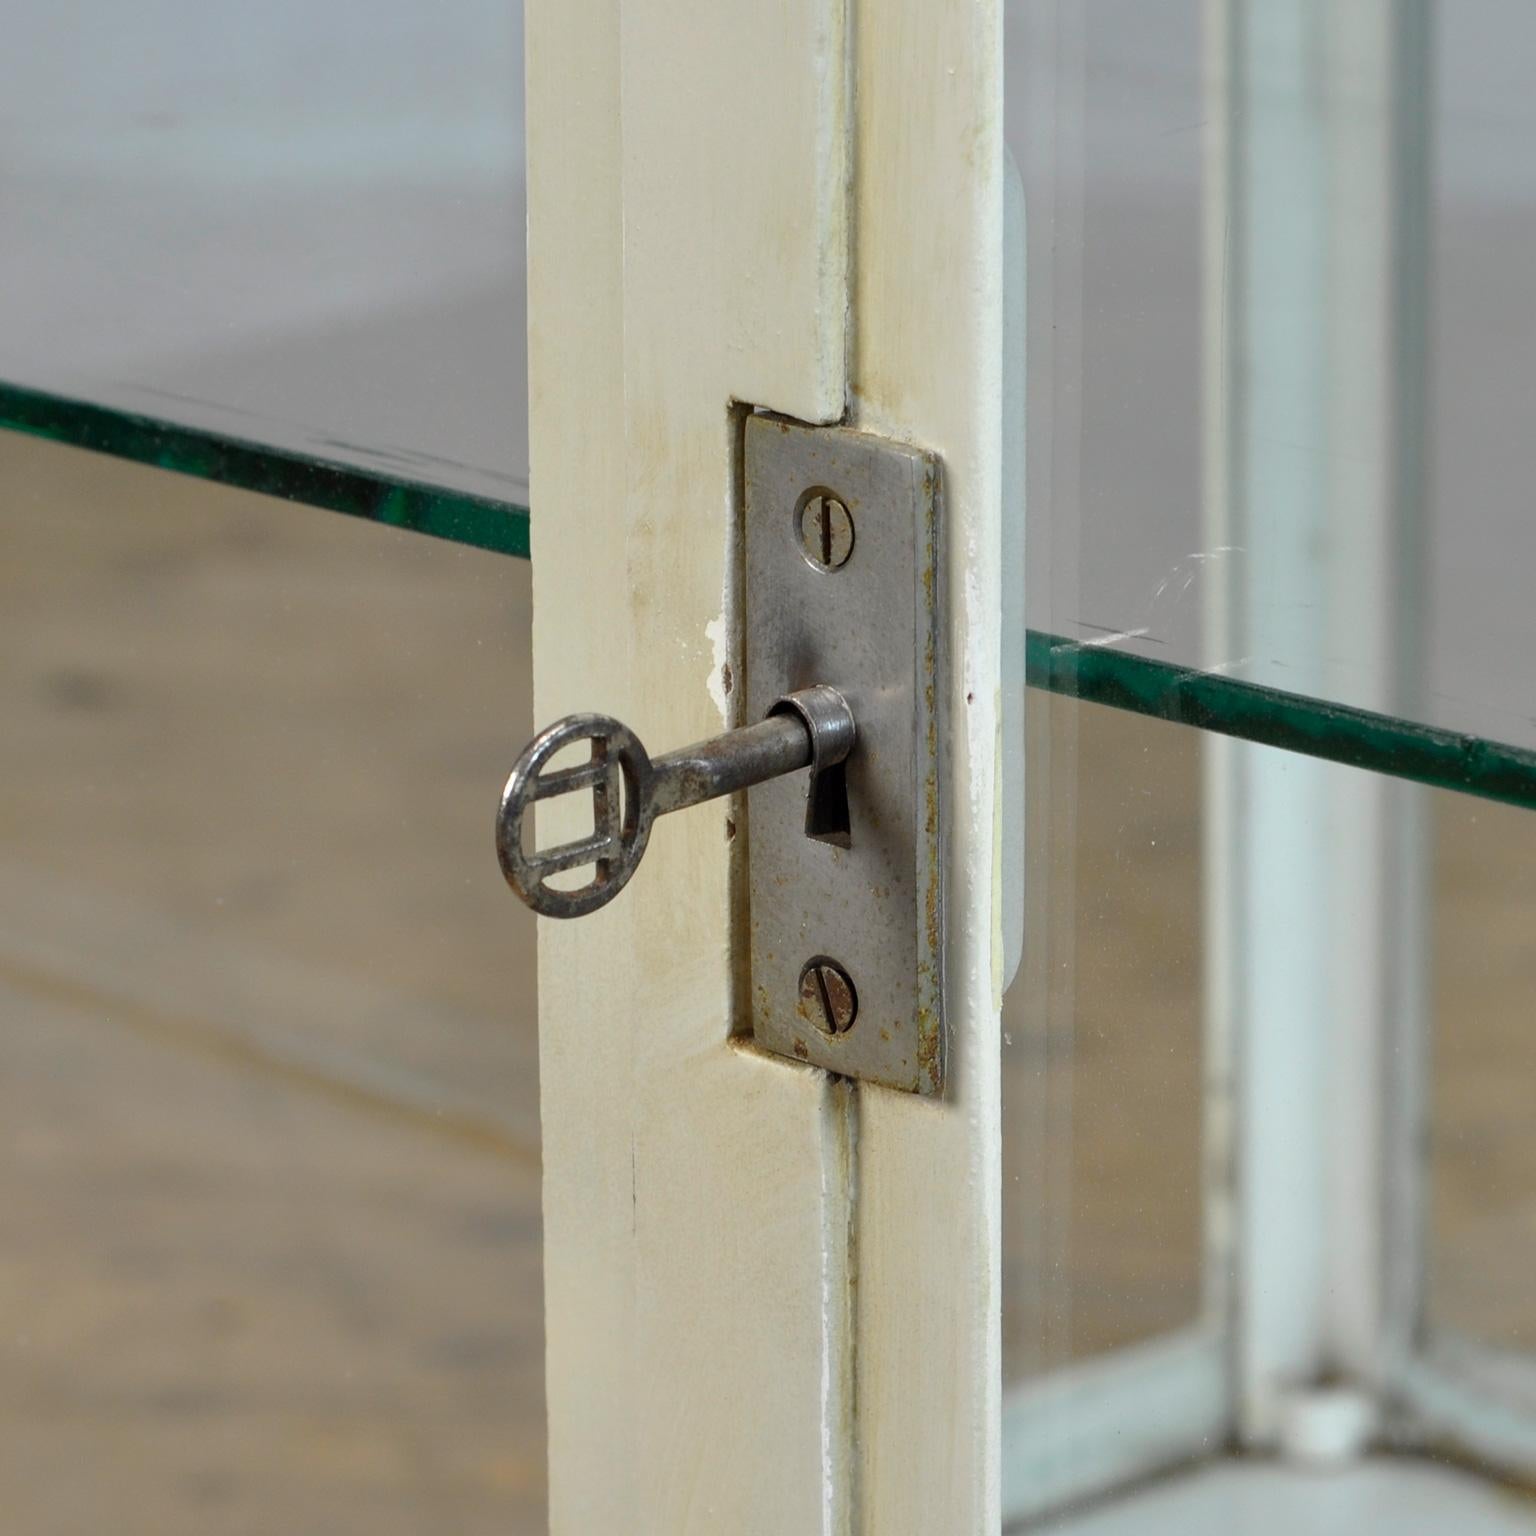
[704,613,731,721]
[991,685,1005,1007]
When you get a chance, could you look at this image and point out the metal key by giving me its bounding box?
[497,684,856,919]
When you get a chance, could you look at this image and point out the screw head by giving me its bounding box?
[798,957,858,1035]
[796,491,854,571]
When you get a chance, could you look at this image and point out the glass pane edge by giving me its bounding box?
[0,379,531,561]
[1028,631,1536,816]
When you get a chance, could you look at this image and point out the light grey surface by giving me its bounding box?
[1040,1456,1536,1536]
[1006,0,1536,749]
[0,0,528,503]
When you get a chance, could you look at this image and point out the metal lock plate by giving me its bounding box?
[745,414,943,1095]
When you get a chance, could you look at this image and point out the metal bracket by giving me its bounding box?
[745,414,944,1095]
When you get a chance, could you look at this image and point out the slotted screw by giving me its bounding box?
[798,957,858,1035]
[797,492,854,571]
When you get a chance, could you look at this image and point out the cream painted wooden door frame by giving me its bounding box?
[525,2,1004,1531]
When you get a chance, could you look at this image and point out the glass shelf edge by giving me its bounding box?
[5,386,1533,814]
[0,379,530,561]
[1027,630,1536,814]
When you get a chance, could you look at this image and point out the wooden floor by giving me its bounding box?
[4,430,1536,1530]
[0,435,546,1534]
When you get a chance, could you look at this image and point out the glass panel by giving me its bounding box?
[0,431,543,1532]
[1004,750,1536,1531]
[1003,3,1536,1531]
[1006,0,1207,701]
[1003,697,1204,1381]
[0,0,527,506]
[1429,792,1536,1356]
[1006,0,1536,757]
[1432,0,1536,760]
[7,0,1536,817]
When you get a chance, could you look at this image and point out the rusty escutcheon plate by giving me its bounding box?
[745,413,943,1095]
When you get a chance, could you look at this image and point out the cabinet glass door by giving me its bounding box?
[1002,2,1536,1530]
[11,1,1536,1531]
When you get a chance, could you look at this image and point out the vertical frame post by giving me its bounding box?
[1203,0,1431,1446]
[527,1,1007,1529]
[526,3,856,1530]
[850,2,1006,1530]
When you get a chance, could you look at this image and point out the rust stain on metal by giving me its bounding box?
[916,1006,942,1094]
[916,459,944,1094]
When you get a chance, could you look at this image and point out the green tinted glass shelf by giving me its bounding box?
[1025,632,1536,813]
[6,379,1536,814]
[1,381,530,560]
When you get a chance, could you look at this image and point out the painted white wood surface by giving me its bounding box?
[850,3,1005,1532]
[529,1,1003,1528]
[525,3,853,1532]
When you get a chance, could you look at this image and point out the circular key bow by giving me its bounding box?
[496,713,656,919]
[497,685,856,919]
